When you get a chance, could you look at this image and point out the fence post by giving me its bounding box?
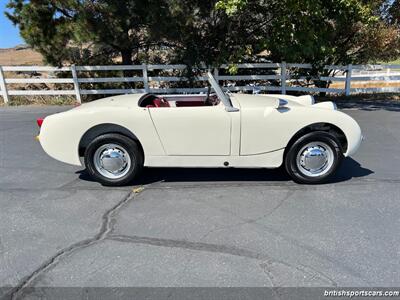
[71,65,82,104]
[142,64,150,93]
[0,66,9,104]
[345,64,352,96]
[280,62,287,95]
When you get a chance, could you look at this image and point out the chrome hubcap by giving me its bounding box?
[296,142,334,177]
[93,144,131,179]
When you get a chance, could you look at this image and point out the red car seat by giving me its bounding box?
[153,98,170,107]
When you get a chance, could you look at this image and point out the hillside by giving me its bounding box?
[0,45,43,65]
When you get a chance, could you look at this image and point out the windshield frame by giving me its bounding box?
[206,71,239,112]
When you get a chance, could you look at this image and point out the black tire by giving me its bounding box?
[284,131,343,184]
[84,133,143,186]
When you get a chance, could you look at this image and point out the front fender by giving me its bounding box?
[240,106,362,157]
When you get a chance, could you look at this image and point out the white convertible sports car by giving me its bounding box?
[36,72,362,185]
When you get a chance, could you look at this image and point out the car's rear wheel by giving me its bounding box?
[284,131,343,184]
[84,133,143,186]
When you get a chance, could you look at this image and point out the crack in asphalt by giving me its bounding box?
[148,188,360,287]
[260,260,337,288]
[107,234,338,287]
[253,223,372,286]
[139,178,400,191]
[184,190,363,285]
[103,184,366,286]
[2,177,373,295]
[108,234,264,260]
[198,189,295,241]
[1,176,379,296]
[7,190,136,300]
[108,234,276,286]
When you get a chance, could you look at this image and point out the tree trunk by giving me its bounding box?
[120,49,134,87]
[121,49,133,65]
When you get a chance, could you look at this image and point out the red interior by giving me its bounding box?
[153,98,170,107]
[175,101,205,107]
[145,97,208,108]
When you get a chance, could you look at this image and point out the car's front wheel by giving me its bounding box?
[84,133,143,186]
[284,131,343,184]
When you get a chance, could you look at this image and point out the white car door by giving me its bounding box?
[149,105,231,155]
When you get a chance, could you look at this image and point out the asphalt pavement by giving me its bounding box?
[0,102,399,299]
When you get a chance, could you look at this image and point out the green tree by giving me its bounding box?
[5,0,165,66]
[216,0,400,67]
[161,0,277,69]
[6,0,400,70]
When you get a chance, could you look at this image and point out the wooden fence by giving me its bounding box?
[0,63,399,104]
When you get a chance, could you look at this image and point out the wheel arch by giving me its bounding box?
[284,123,348,157]
[78,123,144,158]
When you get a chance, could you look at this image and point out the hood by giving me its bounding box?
[233,94,336,111]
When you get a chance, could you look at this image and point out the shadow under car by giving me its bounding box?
[77,157,373,186]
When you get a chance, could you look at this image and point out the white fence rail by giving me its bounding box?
[0,63,399,104]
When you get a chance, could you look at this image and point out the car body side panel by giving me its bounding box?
[149,105,232,155]
[236,94,362,156]
[145,149,284,168]
[229,95,242,156]
[39,106,164,166]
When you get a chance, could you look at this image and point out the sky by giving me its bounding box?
[0,0,24,48]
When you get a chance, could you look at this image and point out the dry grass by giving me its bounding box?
[0,95,76,106]
[0,47,43,66]
[316,93,400,103]
[331,81,400,89]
